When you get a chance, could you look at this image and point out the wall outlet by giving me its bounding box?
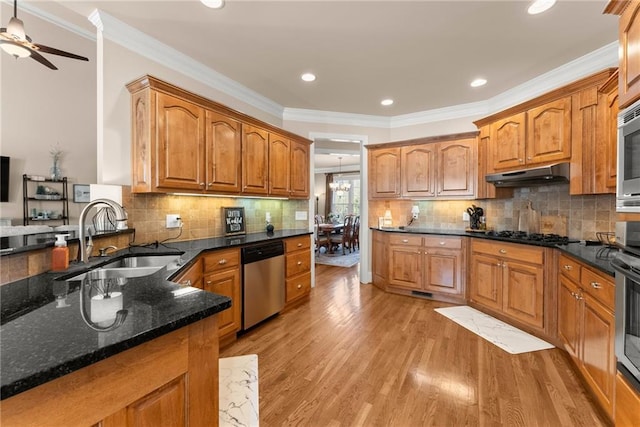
[295,211,308,220]
[166,214,182,229]
[462,212,470,221]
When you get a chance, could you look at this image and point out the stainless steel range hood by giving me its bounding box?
[485,162,570,187]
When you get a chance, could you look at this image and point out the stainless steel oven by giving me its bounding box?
[617,100,640,212]
[613,222,640,391]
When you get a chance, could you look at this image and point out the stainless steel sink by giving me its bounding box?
[100,255,182,269]
[66,255,182,281]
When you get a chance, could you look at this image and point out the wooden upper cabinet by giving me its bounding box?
[205,110,241,193]
[269,133,291,197]
[491,113,526,170]
[606,1,640,108]
[242,125,269,195]
[156,92,206,191]
[369,147,401,199]
[401,144,436,198]
[438,138,475,197]
[526,97,572,165]
[290,140,310,198]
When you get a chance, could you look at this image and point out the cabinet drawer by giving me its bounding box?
[423,235,462,249]
[581,267,615,311]
[472,239,543,265]
[558,254,581,283]
[389,234,422,246]
[286,250,311,277]
[286,271,311,302]
[203,248,240,273]
[285,235,311,253]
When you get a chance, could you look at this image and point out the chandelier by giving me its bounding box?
[329,157,351,193]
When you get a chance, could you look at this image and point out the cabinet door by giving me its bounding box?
[205,110,241,193]
[558,276,581,359]
[401,144,436,198]
[204,268,241,337]
[290,140,310,198]
[477,125,492,199]
[269,133,291,196]
[126,375,186,426]
[618,1,640,108]
[502,260,544,329]
[242,125,269,195]
[369,148,401,199]
[437,139,475,197]
[372,231,389,286]
[423,249,463,296]
[491,113,526,170]
[526,97,572,165]
[581,293,615,417]
[470,254,503,311]
[172,258,203,289]
[156,92,205,190]
[388,245,422,290]
[605,84,619,189]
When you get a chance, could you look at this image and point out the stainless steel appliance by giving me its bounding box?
[612,221,640,391]
[485,162,570,187]
[241,240,285,330]
[617,100,640,212]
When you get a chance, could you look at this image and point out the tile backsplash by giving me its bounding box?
[368,184,616,241]
[122,187,310,245]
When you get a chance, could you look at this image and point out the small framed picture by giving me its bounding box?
[223,207,246,236]
[73,184,90,203]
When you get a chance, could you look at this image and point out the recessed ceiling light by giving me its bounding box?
[527,0,556,15]
[381,99,394,106]
[201,0,225,8]
[301,73,316,82]
[470,78,487,88]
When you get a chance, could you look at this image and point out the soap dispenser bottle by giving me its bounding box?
[52,234,69,271]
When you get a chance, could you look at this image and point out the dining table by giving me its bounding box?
[318,223,344,254]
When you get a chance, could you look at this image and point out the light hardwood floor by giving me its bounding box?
[221,264,608,426]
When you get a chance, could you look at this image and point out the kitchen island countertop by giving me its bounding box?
[1,228,311,400]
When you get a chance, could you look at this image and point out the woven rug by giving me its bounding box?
[434,306,554,354]
[315,249,360,268]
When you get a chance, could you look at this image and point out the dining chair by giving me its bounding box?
[314,216,329,253]
[329,215,353,255]
[351,215,360,251]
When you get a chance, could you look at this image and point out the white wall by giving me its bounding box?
[0,5,96,223]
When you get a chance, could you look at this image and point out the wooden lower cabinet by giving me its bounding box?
[2,317,219,427]
[284,235,312,306]
[616,371,640,426]
[203,248,242,340]
[557,253,616,419]
[385,233,466,303]
[469,240,545,331]
[372,230,389,288]
[172,257,204,289]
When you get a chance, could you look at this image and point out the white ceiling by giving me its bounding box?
[7,0,619,170]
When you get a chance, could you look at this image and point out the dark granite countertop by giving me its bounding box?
[0,229,135,256]
[371,227,616,276]
[0,229,311,400]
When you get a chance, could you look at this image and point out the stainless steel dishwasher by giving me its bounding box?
[241,240,285,330]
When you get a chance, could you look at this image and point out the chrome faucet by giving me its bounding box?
[78,199,127,263]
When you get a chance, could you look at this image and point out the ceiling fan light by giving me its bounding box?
[201,0,225,9]
[1,43,30,58]
[6,17,26,41]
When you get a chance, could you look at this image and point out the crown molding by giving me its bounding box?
[1,0,96,41]
[389,100,490,128]
[284,108,392,128]
[90,10,284,120]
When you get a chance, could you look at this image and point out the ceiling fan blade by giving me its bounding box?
[33,43,88,61]
[29,49,58,70]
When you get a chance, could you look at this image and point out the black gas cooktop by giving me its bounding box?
[483,230,578,245]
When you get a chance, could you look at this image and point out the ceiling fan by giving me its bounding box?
[0,0,88,70]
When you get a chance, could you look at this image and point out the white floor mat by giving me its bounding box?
[434,305,554,354]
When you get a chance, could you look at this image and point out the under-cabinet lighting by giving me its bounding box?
[169,193,288,200]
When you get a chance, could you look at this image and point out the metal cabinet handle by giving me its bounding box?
[208,182,213,186]
[527,156,532,160]
[297,261,302,265]
[591,282,602,289]
[297,243,303,247]
[439,241,446,246]
[206,280,212,285]
[519,159,524,162]
[199,182,205,187]
[564,265,572,270]
[218,259,227,265]
[499,249,507,254]
[497,262,502,267]
[297,284,302,289]
[402,239,409,243]
[181,280,191,287]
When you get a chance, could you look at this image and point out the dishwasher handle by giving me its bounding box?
[241,241,285,264]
